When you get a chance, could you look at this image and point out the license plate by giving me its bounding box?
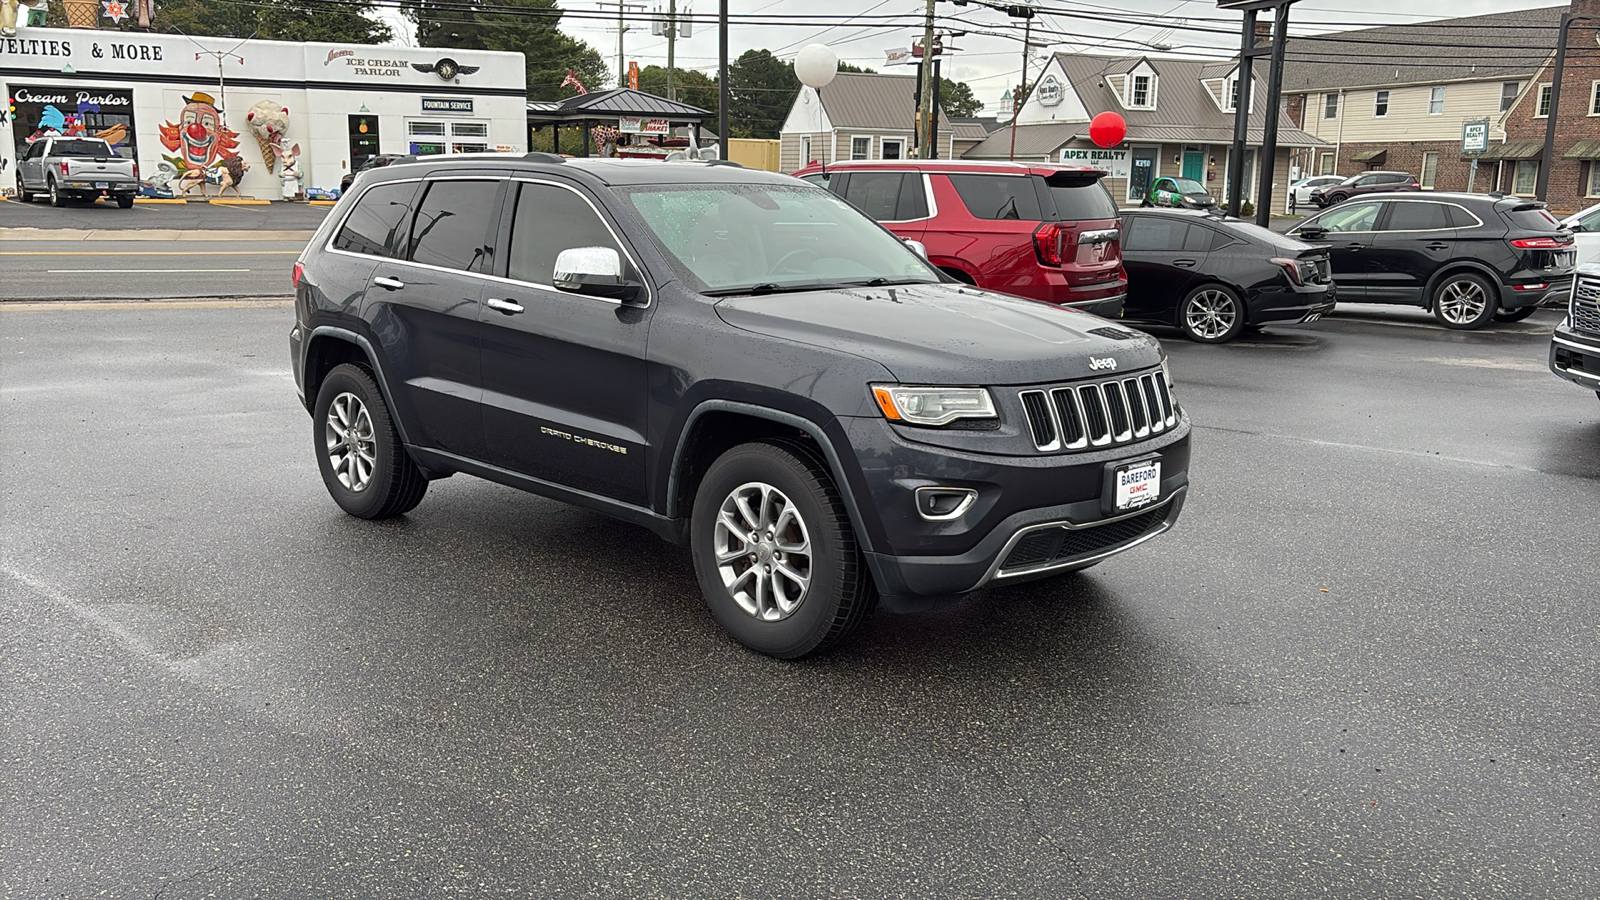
[94,182,109,189]
[1114,460,1161,511]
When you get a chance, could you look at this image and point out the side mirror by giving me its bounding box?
[904,239,929,260]
[1298,226,1327,241]
[1569,223,1586,233]
[553,246,642,303]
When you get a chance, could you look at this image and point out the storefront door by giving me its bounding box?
[349,115,380,171]
[1128,146,1158,203]
[1181,150,1204,183]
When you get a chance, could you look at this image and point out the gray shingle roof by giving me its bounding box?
[1280,6,1562,92]
[551,88,711,119]
[813,72,952,131]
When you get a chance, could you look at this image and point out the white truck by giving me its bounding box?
[15,137,140,208]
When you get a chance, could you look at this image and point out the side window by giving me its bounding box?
[507,182,627,286]
[1123,217,1188,252]
[798,173,831,190]
[1315,201,1381,233]
[1444,205,1480,228]
[1576,207,1600,231]
[947,174,1042,220]
[333,181,419,258]
[841,171,904,221]
[1353,175,1377,187]
[1383,201,1451,231]
[407,179,499,272]
[895,174,928,220]
[1183,224,1216,252]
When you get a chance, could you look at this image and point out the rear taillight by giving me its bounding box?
[131,162,139,178]
[291,262,304,289]
[1511,236,1568,249]
[1270,257,1306,286]
[59,161,70,176]
[1033,223,1064,267]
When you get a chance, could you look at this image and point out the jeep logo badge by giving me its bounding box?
[1089,357,1117,371]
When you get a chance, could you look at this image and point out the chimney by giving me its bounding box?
[1254,20,1273,47]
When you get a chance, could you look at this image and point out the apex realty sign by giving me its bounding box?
[1059,146,1131,179]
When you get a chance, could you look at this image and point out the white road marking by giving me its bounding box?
[46,268,252,273]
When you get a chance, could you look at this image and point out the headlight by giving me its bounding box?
[871,384,996,427]
[1161,358,1174,388]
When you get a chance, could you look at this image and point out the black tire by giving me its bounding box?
[48,178,66,208]
[311,363,427,519]
[941,267,975,285]
[14,173,30,203]
[1492,305,1538,323]
[690,438,877,659]
[1139,198,1153,208]
[1430,271,1497,330]
[116,195,134,209]
[1326,192,1348,206]
[1178,284,1248,343]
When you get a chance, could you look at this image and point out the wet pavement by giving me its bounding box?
[2,301,1596,898]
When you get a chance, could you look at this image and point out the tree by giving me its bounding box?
[727,49,798,140]
[143,0,391,42]
[636,66,719,114]
[937,78,984,118]
[837,62,877,74]
[403,0,609,101]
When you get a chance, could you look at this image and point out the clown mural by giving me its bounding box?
[158,91,240,177]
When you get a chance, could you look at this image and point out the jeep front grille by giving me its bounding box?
[1019,370,1176,452]
[1573,275,1600,335]
[997,504,1171,577]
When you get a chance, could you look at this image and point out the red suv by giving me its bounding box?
[793,160,1127,316]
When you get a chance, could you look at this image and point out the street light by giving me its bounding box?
[1536,13,1599,201]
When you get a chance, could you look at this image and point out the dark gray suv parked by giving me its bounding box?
[289,154,1191,657]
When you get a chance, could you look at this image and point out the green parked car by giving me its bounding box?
[1144,176,1217,210]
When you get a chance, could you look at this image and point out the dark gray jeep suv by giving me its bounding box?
[289,154,1190,657]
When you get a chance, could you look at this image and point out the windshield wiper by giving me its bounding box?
[842,277,933,287]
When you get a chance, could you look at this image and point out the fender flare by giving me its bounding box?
[304,325,415,446]
[666,399,877,554]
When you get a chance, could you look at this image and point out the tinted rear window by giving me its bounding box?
[51,140,114,157]
[1043,173,1118,221]
[333,181,418,258]
[1383,201,1453,231]
[1123,216,1190,253]
[1503,204,1560,231]
[408,180,499,272]
[842,171,905,221]
[948,174,1042,220]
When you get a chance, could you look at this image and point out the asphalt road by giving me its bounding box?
[2,302,1596,898]
[1,196,334,231]
[0,240,306,301]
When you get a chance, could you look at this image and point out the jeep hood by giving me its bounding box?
[713,282,1163,385]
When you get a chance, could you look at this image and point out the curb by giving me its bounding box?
[0,296,295,308]
[0,227,316,242]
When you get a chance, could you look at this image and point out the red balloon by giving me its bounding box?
[1088,112,1127,149]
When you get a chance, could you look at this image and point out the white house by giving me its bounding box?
[779,72,953,172]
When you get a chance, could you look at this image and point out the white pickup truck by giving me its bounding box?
[15,137,140,208]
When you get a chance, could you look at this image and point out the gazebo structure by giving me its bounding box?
[527,89,714,158]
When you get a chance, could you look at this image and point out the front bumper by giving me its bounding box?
[1550,319,1600,392]
[838,414,1191,608]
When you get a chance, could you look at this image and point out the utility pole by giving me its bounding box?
[1538,13,1597,200]
[667,0,677,100]
[718,0,728,157]
[1005,4,1034,162]
[599,1,644,89]
[917,0,936,158]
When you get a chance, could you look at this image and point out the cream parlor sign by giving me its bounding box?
[323,47,407,78]
[1059,146,1130,179]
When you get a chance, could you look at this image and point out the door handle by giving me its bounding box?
[1172,258,1197,268]
[372,276,405,291]
[485,297,525,315]
[1425,243,1449,250]
[1345,243,1365,251]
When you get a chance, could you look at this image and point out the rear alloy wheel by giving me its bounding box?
[691,439,876,659]
[1492,305,1538,323]
[312,363,427,519]
[48,179,66,208]
[1431,272,1497,330]
[1179,284,1247,343]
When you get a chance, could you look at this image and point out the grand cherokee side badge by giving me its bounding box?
[1090,357,1118,371]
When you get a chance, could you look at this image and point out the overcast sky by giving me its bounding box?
[385,0,1559,111]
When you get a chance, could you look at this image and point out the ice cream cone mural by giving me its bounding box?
[245,101,290,173]
[158,91,240,175]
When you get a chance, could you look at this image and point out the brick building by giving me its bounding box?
[1281,6,1562,196]
[1500,0,1600,214]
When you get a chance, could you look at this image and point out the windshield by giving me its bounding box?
[1173,178,1208,194]
[618,183,940,293]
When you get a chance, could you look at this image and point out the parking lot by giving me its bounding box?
[3,294,1595,897]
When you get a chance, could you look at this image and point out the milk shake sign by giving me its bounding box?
[1059,146,1131,179]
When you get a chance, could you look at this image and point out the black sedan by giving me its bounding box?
[1120,209,1336,343]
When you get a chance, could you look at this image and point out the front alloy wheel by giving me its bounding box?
[713,482,813,621]
[1432,273,1496,329]
[1180,285,1246,343]
[324,391,377,493]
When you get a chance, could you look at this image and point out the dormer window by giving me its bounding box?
[1129,73,1156,109]
[1228,78,1240,111]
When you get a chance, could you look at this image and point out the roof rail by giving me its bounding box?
[703,159,743,168]
[522,152,566,164]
